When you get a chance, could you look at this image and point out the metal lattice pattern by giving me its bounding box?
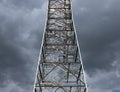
[33,0,87,92]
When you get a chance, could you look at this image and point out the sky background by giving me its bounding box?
[0,0,120,92]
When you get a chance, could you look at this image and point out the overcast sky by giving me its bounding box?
[0,0,120,92]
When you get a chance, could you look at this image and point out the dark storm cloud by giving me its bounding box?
[0,0,120,92]
[71,0,120,91]
[87,70,120,92]
[72,0,120,74]
[0,33,30,87]
[0,0,47,90]
[0,0,45,9]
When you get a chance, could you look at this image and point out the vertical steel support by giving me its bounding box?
[33,0,88,92]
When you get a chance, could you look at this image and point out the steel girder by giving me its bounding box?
[33,0,87,92]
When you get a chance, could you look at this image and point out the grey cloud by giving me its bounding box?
[0,80,32,92]
[72,0,120,74]
[71,0,120,91]
[0,0,46,9]
[87,70,120,92]
[0,0,120,92]
[0,32,31,87]
[0,0,47,90]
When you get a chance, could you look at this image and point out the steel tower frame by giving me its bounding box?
[33,0,87,92]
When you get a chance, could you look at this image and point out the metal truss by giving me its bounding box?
[33,0,87,92]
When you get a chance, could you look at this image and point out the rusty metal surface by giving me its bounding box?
[33,0,87,92]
